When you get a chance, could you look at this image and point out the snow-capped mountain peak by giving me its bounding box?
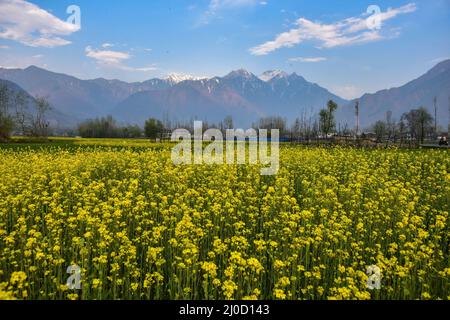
[164,73,207,84]
[225,69,256,79]
[259,70,289,82]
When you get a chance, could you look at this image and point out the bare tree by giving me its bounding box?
[223,115,234,130]
[401,107,433,144]
[257,116,287,138]
[0,84,16,140]
[13,91,30,135]
[373,120,387,143]
[31,96,51,137]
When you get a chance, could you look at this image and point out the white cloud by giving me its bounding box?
[85,46,156,72]
[288,57,327,63]
[85,46,130,64]
[0,0,80,47]
[250,3,416,55]
[0,45,10,49]
[101,43,114,48]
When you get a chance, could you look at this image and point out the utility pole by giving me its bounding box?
[355,101,359,138]
[433,96,437,137]
[386,110,392,143]
[386,110,392,123]
[448,96,450,136]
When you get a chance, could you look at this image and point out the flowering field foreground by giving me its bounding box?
[0,141,448,300]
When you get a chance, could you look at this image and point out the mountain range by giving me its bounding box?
[0,60,449,129]
[337,59,450,128]
[0,79,71,128]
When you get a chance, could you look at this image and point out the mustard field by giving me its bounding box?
[0,139,448,300]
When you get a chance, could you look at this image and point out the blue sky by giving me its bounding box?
[0,0,449,99]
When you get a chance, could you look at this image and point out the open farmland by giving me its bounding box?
[0,139,448,300]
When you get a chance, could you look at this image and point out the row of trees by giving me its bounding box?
[77,116,167,139]
[316,101,439,145]
[77,116,142,138]
[120,99,439,145]
[373,107,436,145]
[258,100,439,145]
[0,84,52,140]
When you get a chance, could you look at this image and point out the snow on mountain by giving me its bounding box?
[259,70,289,82]
[164,73,208,84]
